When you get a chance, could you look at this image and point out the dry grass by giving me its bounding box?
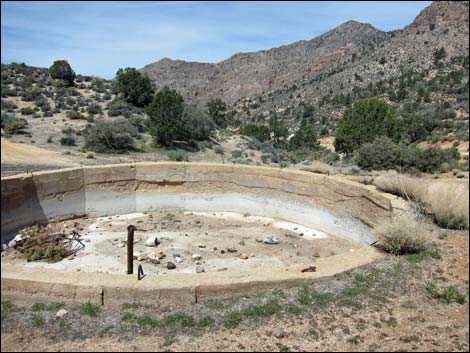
[374,212,429,255]
[374,172,469,230]
[300,160,333,175]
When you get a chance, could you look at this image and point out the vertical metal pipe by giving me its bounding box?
[127,225,137,274]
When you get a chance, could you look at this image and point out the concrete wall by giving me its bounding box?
[1,163,392,245]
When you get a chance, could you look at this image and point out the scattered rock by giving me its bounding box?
[239,240,245,246]
[198,244,206,248]
[239,254,249,260]
[118,243,125,248]
[196,266,205,273]
[56,309,68,319]
[137,254,148,261]
[274,328,285,339]
[192,254,202,261]
[227,248,237,253]
[217,267,228,272]
[301,266,317,273]
[175,256,183,263]
[145,236,160,247]
[262,236,279,245]
[313,252,320,258]
[167,262,176,270]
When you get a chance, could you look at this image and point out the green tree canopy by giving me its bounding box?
[289,120,320,151]
[206,98,227,128]
[334,98,403,154]
[269,113,288,146]
[49,60,76,87]
[145,86,188,146]
[113,68,154,107]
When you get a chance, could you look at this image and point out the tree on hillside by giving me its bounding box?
[269,113,288,146]
[334,98,403,154]
[113,68,154,107]
[206,98,227,128]
[145,86,188,146]
[288,119,320,151]
[49,60,75,87]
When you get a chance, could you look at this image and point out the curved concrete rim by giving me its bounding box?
[1,162,391,305]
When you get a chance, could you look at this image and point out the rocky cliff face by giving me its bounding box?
[140,1,469,109]
[140,21,389,103]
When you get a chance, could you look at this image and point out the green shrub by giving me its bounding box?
[86,103,101,115]
[1,112,28,135]
[206,98,227,128]
[107,98,135,117]
[184,105,216,141]
[334,98,403,154]
[167,149,188,162]
[145,86,188,146]
[289,120,319,151]
[83,118,137,153]
[49,60,76,87]
[80,302,100,317]
[60,135,76,146]
[240,124,270,142]
[66,110,84,120]
[113,67,154,107]
[20,107,35,115]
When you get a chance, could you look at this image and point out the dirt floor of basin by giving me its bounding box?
[1,210,363,275]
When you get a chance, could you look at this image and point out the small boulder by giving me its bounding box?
[196,266,205,273]
[262,236,279,245]
[239,254,249,260]
[167,262,176,270]
[274,328,285,339]
[56,309,68,319]
[145,236,160,247]
[192,254,202,261]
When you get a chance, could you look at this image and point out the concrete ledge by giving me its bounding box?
[1,247,384,306]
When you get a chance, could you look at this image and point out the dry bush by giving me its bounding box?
[374,172,469,230]
[300,160,333,175]
[375,212,429,255]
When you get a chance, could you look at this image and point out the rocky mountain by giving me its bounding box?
[140,1,469,109]
[140,21,389,103]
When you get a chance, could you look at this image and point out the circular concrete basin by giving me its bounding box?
[1,163,391,306]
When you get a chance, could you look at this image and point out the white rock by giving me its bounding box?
[56,309,68,319]
[192,254,202,261]
[175,256,183,263]
[262,236,280,245]
[145,236,159,247]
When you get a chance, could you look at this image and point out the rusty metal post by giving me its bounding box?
[137,264,145,280]
[127,225,137,274]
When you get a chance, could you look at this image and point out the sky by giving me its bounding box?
[1,1,432,79]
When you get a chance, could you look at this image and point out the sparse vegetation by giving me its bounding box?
[375,212,429,255]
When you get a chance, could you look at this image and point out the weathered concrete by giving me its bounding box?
[1,163,392,305]
[1,162,391,244]
[1,247,383,306]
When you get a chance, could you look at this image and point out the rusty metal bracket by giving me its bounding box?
[137,264,145,280]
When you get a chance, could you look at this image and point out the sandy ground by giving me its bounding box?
[1,139,77,167]
[2,210,359,275]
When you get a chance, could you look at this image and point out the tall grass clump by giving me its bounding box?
[374,172,469,230]
[375,212,428,255]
